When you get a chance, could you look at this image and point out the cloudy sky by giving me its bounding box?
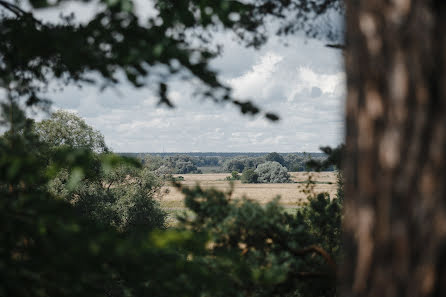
[34,3,345,153]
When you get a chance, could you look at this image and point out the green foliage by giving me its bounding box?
[49,164,167,232]
[138,153,334,173]
[144,154,202,174]
[3,110,168,233]
[241,168,258,183]
[298,193,343,259]
[255,161,291,183]
[142,154,165,171]
[0,120,220,297]
[226,171,241,181]
[174,161,202,174]
[34,113,167,232]
[34,110,108,153]
[174,180,342,297]
[223,156,264,173]
[284,154,307,171]
[193,156,221,167]
[167,155,202,174]
[223,158,245,173]
[265,152,285,166]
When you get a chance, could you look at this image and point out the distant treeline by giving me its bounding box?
[117,152,336,173]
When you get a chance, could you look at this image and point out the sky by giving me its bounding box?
[31,2,345,153]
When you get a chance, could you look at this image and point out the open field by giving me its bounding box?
[160,172,338,210]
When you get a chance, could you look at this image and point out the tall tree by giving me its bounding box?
[342,1,446,296]
[34,110,108,153]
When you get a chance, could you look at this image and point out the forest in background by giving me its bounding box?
[118,152,335,174]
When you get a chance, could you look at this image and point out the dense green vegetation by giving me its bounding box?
[135,151,335,175]
[34,111,109,153]
[254,161,291,183]
[241,168,259,184]
[143,154,203,174]
[175,183,342,297]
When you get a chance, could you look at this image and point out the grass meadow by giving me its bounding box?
[159,172,338,225]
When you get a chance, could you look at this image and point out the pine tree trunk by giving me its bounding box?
[342,1,446,296]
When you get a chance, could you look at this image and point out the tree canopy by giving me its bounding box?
[34,110,108,153]
[255,161,291,183]
[265,152,286,166]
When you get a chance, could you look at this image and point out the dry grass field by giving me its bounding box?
[159,172,338,209]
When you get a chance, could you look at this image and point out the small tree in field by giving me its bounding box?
[226,171,240,181]
[255,161,291,183]
[241,168,258,183]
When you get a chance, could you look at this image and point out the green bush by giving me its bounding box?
[49,164,167,232]
[226,171,241,181]
[241,168,259,183]
[254,161,291,183]
[48,154,167,232]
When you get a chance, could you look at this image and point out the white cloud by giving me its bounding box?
[39,31,345,152]
[294,66,345,95]
[229,53,284,102]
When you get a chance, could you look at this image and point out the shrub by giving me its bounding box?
[254,161,291,183]
[241,168,258,183]
[49,164,167,232]
[226,171,241,181]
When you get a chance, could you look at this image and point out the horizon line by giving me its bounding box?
[116,151,324,154]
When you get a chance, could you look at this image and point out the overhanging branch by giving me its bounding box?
[326,43,345,50]
[289,245,337,273]
[0,0,27,16]
[0,0,42,25]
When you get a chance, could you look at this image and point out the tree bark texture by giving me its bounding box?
[342,1,446,297]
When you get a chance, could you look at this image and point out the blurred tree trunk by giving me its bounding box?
[342,1,446,296]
